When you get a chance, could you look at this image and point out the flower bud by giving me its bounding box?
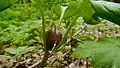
[46,23,62,50]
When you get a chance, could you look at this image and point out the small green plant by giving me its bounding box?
[34,0,120,67]
[0,0,120,67]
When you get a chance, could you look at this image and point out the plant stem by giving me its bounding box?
[56,16,79,50]
[35,0,49,68]
[38,51,49,68]
[58,6,68,28]
[38,7,49,68]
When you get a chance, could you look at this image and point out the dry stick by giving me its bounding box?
[72,25,86,37]
[28,51,49,68]
[28,60,41,68]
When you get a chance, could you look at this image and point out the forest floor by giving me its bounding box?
[0,22,119,68]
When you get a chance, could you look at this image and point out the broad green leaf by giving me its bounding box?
[72,38,120,68]
[52,5,61,17]
[0,0,16,11]
[76,0,94,17]
[17,46,35,55]
[63,0,100,24]
[5,48,19,55]
[91,1,120,25]
[83,13,101,25]
[5,46,35,55]
[17,46,28,53]
[64,1,78,18]
[64,0,94,17]
[0,55,11,59]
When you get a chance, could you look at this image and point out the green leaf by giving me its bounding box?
[91,1,120,25]
[52,4,61,17]
[64,1,78,18]
[0,0,16,11]
[17,46,35,55]
[64,0,94,17]
[0,55,11,59]
[83,13,101,25]
[5,48,19,55]
[63,0,100,24]
[5,46,35,55]
[72,38,120,68]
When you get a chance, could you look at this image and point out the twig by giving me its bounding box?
[72,25,86,37]
[28,59,41,68]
